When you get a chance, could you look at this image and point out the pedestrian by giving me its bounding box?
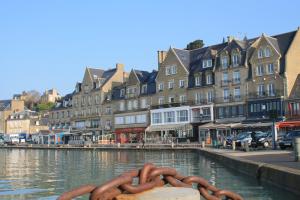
[142,138,145,148]
[109,137,112,144]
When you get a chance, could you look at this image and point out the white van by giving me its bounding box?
[4,134,19,144]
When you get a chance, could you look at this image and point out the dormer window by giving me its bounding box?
[203,59,212,68]
[195,76,201,86]
[141,85,147,94]
[232,54,239,67]
[258,48,264,58]
[264,47,271,57]
[120,89,125,97]
[221,56,228,69]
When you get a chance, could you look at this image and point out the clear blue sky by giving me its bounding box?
[1,0,299,99]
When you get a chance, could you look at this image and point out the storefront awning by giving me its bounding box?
[115,127,146,134]
[232,122,273,129]
[276,121,300,128]
[146,123,192,132]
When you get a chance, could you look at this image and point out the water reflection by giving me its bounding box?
[0,149,298,200]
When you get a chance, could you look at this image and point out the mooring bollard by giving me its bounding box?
[223,140,226,148]
[171,142,174,148]
[232,141,236,151]
[201,141,205,148]
[294,137,300,161]
[117,143,121,148]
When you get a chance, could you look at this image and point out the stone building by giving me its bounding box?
[6,110,48,134]
[0,97,25,134]
[40,89,61,103]
[70,64,127,141]
[111,69,157,143]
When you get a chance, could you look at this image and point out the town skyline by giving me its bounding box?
[1,0,300,99]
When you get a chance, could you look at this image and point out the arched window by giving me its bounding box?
[232,50,240,67]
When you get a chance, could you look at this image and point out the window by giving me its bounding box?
[233,71,240,83]
[168,80,174,89]
[152,113,162,124]
[223,88,230,101]
[115,116,124,125]
[234,87,241,99]
[136,114,147,123]
[127,101,132,110]
[195,93,202,104]
[166,65,177,75]
[133,100,138,109]
[218,107,224,118]
[95,95,100,104]
[257,84,265,96]
[232,54,239,66]
[203,59,212,68]
[125,116,135,124]
[169,96,175,103]
[120,89,125,97]
[267,63,274,74]
[195,76,201,86]
[165,66,171,75]
[140,98,147,108]
[207,91,213,103]
[267,83,275,96]
[221,56,228,69]
[141,85,147,94]
[177,110,188,122]
[265,47,271,57]
[158,97,164,105]
[206,74,212,85]
[179,80,185,88]
[258,48,264,58]
[256,65,264,76]
[179,95,187,103]
[171,65,177,74]
[119,101,125,111]
[158,83,164,91]
[164,111,175,123]
[222,72,228,84]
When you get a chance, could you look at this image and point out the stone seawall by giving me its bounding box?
[197,149,300,196]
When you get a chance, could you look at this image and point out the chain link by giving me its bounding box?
[58,163,243,200]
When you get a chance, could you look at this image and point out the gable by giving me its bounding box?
[156,48,189,81]
[82,68,94,86]
[249,36,281,64]
[127,70,140,86]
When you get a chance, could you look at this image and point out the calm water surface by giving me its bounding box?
[0,149,298,200]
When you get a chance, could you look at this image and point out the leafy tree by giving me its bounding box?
[186,40,204,50]
[36,102,55,112]
[22,90,41,110]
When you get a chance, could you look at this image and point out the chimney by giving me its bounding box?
[227,36,234,43]
[157,51,167,68]
[116,63,124,71]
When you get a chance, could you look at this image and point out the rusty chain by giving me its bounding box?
[58,163,243,200]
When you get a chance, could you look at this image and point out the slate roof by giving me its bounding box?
[171,30,297,76]
[0,100,11,111]
[134,70,158,84]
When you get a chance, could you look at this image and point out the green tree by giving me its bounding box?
[36,102,55,112]
[186,40,204,50]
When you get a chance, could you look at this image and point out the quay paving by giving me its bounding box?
[207,148,300,172]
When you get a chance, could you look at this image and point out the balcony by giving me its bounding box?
[247,90,283,99]
[232,78,241,85]
[126,93,138,99]
[220,80,230,87]
[214,96,245,104]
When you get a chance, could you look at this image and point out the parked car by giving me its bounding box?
[4,134,19,145]
[225,135,234,146]
[235,132,253,147]
[251,131,272,148]
[278,130,300,150]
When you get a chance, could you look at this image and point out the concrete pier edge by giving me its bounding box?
[1,145,300,196]
[197,148,300,196]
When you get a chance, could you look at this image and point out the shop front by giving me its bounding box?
[115,127,146,144]
[145,123,193,143]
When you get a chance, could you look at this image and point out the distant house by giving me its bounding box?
[40,89,61,103]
